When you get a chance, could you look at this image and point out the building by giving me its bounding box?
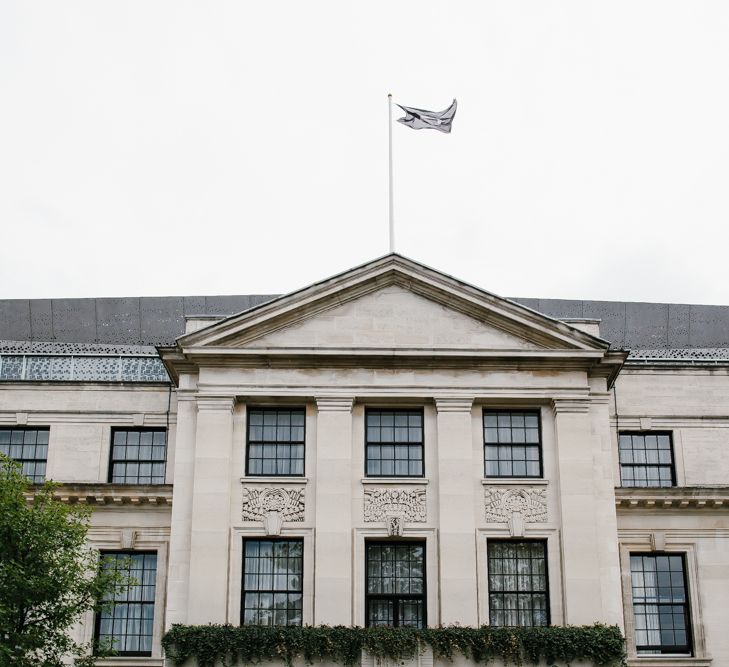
[1,254,728,667]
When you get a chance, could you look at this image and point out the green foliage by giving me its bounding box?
[0,455,127,667]
[163,624,626,667]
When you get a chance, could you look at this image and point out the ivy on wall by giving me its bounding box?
[162,624,626,667]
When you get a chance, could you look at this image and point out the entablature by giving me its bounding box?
[615,486,729,510]
[24,483,173,507]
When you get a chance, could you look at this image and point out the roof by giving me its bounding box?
[2,294,729,351]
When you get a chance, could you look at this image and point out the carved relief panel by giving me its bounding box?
[363,488,426,535]
[483,488,547,537]
[241,487,305,535]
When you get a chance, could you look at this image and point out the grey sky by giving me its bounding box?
[1,1,728,304]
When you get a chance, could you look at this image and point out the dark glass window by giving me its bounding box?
[630,553,691,655]
[484,411,542,478]
[487,540,549,627]
[366,541,426,627]
[96,552,157,656]
[366,410,424,477]
[0,427,49,483]
[246,409,305,476]
[619,432,675,487]
[109,429,167,484]
[242,539,303,626]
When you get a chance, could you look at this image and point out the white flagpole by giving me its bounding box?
[388,93,395,253]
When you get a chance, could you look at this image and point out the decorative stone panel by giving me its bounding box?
[241,487,305,535]
[484,488,547,536]
[363,488,427,523]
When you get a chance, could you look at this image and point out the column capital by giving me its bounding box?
[552,397,591,415]
[434,397,474,413]
[196,395,236,413]
[315,397,354,412]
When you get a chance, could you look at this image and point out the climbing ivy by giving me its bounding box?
[162,624,626,667]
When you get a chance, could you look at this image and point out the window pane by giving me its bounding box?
[365,410,423,477]
[109,430,167,485]
[631,553,691,655]
[96,552,156,656]
[488,541,548,627]
[483,412,541,478]
[247,410,305,477]
[0,428,50,483]
[619,433,674,488]
[242,539,303,626]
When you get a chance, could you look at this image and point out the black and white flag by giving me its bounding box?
[396,99,457,133]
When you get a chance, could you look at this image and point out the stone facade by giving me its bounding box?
[1,255,727,667]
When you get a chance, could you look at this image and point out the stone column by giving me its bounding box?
[186,395,236,624]
[164,393,197,627]
[313,396,354,625]
[435,397,478,626]
[552,398,621,625]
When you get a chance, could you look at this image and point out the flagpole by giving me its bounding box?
[388,93,395,253]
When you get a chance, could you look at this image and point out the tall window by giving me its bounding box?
[619,432,675,487]
[96,552,157,656]
[365,410,424,477]
[109,429,167,484]
[630,553,691,655]
[0,427,49,483]
[483,410,542,478]
[246,409,305,476]
[487,541,549,627]
[366,541,426,627]
[242,539,303,626]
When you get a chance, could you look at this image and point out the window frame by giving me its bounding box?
[240,537,304,627]
[0,426,50,483]
[486,538,550,627]
[618,431,676,488]
[483,409,543,479]
[628,551,693,656]
[245,408,306,477]
[364,408,425,479]
[94,550,158,657]
[364,539,427,628]
[107,427,168,485]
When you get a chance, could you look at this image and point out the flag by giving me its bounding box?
[396,99,457,133]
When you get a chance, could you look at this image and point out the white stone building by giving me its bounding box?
[1,254,727,667]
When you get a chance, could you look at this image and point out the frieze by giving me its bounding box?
[241,487,305,523]
[363,488,427,523]
[484,488,547,524]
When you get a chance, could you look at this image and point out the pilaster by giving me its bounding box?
[164,393,197,627]
[435,397,478,625]
[186,395,236,624]
[552,397,622,625]
[313,396,354,625]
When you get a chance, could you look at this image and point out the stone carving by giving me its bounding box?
[241,487,305,534]
[364,488,427,523]
[386,515,404,537]
[484,488,547,536]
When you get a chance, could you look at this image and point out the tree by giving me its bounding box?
[0,454,125,667]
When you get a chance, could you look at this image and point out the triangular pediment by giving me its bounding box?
[177,255,611,354]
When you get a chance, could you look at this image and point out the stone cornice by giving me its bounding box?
[615,487,729,510]
[552,398,591,415]
[24,483,173,506]
[196,395,236,412]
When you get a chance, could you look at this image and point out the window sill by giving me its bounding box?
[361,477,429,485]
[482,478,548,486]
[240,476,308,484]
[94,657,164,667]
[627,657,711,667]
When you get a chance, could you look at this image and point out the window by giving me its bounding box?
[95,552,157,656]
[619,432,675,487]
[483,410,542,478]
[366,541,426,627]
[241,539,303,626]
[365,409,424,477]
[246,409,305,476]
[630,553,691,655]
[487,540,549,627]
[109,429,167,484]
[0,427,49,483]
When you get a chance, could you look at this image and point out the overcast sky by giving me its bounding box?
[1,1,728,305]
